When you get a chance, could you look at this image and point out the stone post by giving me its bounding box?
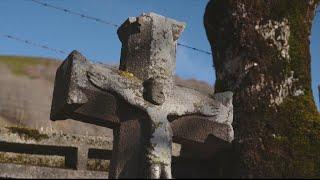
[204,0,320,177]
[115,12,185,178]
[118,12,185,104]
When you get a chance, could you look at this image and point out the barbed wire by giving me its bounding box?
[177,43,212,55]
[28,0,119,28]
[1,33,112,64]
[27,0,212,56]
[1,34,67,55]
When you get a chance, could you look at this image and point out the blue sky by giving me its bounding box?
[0,0,319,109]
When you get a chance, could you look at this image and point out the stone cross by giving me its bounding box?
[50,12,234,179]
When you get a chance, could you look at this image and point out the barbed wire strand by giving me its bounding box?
[1,34,67,55]
[28,0,119,28]
[0,34,107,64]
[177,43,212,55]
[27,0,212,55]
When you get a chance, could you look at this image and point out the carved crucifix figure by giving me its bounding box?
[51,12,234,179]
[116,12,183,178]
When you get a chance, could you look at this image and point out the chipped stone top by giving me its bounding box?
[117,12,186,102]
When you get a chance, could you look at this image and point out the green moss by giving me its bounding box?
[206,0,320,177]
[214,79,224,92]
[0,152,65,168]
[262,93,320,177]
[270,5,320,176]
[87,159,110,172]
[155,122,163,129]
[0,56,56,76]
[273,135,288,142]
[6,126,49,141]
[256,1,320,177]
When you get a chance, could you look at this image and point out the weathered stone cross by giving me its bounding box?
[50,12,234,179]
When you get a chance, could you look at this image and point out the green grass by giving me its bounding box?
[0,55,58,76]
[0,152,65,169]
[6,126,49,142]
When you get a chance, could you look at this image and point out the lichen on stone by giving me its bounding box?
[87,159,110,172]
[119,70,134,79]
[6,126,49,141]
[269,71,298,106]
[255,18,290,60]
[0,152,65,168]
[204,0,320,177]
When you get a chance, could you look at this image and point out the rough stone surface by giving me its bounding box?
[118,12,185,105]
[87,64,233,128]
[204,0,320,178]
[51,51,233,178]
[51,12,234,179]
[0,163,108,179]
[144,78,165,105]
[116,14,230,178]
[0,126,112,170]
[255,18,290,60]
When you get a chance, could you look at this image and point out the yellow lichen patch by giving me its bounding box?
[119,70,134,79]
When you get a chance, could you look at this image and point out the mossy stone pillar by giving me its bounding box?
[204,0,320,178]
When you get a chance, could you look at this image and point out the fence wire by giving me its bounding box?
[1,34,67,55]
[28,0,119,28]
[27,0,213,56]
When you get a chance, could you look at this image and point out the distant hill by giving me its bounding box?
[0,55,214,138]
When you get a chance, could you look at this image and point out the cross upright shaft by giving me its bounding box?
[118,12,185,104]
[116,13,185,178]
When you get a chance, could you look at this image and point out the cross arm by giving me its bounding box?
[51,50,234,143]
[86,56,233,142]
[87,63,233,123]
[50,51,122,128]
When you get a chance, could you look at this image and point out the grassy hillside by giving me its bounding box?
[0,55,214,94]
[0,56,60,77]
